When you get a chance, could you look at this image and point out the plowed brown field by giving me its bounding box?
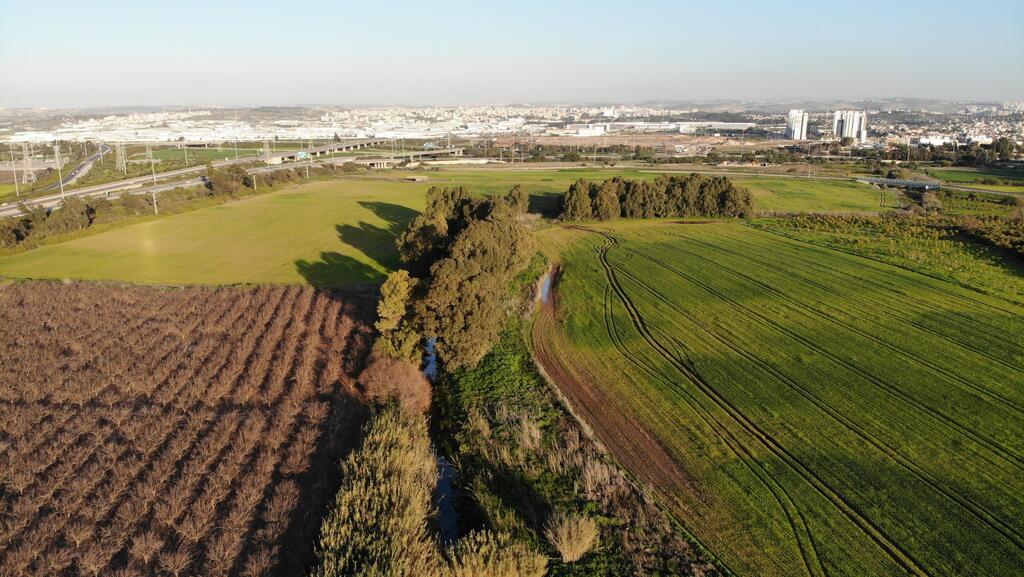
[0,282,373,577]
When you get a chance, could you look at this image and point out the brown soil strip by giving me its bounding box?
[531,299,702,510]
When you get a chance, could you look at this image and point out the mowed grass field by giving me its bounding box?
[533,221,1024,577]
[730,176,890,212]
[0,178,426,286]
[0,183,19,204]
[0,169,884,286]
[923,167,1024,193]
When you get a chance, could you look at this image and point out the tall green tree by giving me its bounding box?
[592,181,621,220]
[993,137,1014,160]
[397,186,483,274]
[506,184,530,214]
[416,207,534,369]
[375,270,421,361]
[561,179,593,221]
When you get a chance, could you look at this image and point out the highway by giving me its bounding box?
[0,148,311,218]
[0,137,477,218]
[3,156,1019,220]
[1,162,229,218]
[37,144,112,192]
[0,157,348,218]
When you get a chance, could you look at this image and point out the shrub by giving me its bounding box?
[446,530,547,577]
[310,406,442,577]
[358,353,432,415]
[545,512,600,563]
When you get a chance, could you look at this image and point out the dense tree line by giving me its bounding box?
[560,174,753,221]
[377,185,534,370]
[853,138,1020,166]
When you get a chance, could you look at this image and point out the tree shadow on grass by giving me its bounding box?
[296,203,418,289]
[336,222,403,273]
[295,252,385,288]
[357,201,419,234]
[529,192,563,217]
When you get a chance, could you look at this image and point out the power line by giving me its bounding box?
[54,142,65,200]
[146,145,159,215]
[7,143,19,198]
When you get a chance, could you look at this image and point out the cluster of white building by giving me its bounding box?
[832,110,868,143]
[5,104,761,144]
[784,109,868,144]
[555,120,756,137]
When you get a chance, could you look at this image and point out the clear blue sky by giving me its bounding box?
[1,0,1021,107]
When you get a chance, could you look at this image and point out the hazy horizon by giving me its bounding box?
[2,0,1022,108]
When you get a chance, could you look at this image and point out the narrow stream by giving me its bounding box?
[423,338,438,380]
[423,337,458,543]
[538,269,553,304]
[434,457,459,544]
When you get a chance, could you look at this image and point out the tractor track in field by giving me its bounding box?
[683,228,1024,373]
[641,234,1024,422]
[711,226,1024,361]
[704,225,1022,336]
[610,251,1024,552]
[751,225,1024,318]
[628,240,1024,472]
[530,300,730,562]
[599,280,826,577]
[661,236,1024,414]
[536,245,819,577]
[591,231,931,577]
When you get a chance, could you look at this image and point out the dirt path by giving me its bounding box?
[530,266,703,515]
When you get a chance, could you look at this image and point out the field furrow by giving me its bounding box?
[534,221,1024,577]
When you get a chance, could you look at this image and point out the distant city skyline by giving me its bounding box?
[1,0,1022,108]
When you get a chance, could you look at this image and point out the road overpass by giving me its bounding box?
[349,147,465,168]
[856,177,941,191]
[263,138,389,164]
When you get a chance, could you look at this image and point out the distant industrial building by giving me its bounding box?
[833,110,868,143]
[565,123,608,137]
[677,121,756,134]
[785,109,809,140]
[917,135,955,146]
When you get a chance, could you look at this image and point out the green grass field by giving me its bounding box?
[0,169,886,286]
[730,176,890,212]
[0,178,425,286]
[923,167,1024,193]
[0,183,20,204]
[534,220,1024,577]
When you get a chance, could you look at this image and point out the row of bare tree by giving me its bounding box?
[0,282,372,577]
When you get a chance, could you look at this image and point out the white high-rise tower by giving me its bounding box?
[832,110,868,143]
[785,110,809,140]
